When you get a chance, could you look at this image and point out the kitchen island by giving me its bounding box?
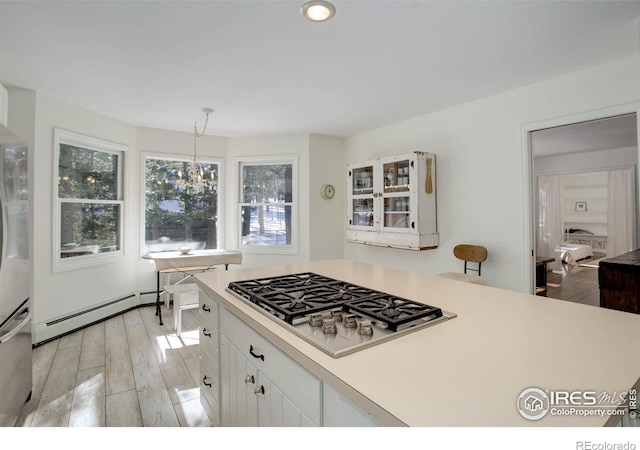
[194,259,640,427]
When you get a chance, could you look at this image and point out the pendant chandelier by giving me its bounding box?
[175,107,216,194]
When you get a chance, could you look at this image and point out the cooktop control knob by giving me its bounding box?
[343,314,357,328]
[309,313,324,327]
[322,317,337,334]
[330,309,343,321]
[357,320,373,336]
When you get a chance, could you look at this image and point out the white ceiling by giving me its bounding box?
[1,1,640,138]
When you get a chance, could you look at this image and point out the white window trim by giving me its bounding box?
[236,155,298,255]
[140,152,224,258]
[53,128,128,273]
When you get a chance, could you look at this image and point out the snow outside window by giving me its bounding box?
[238,156,298,254]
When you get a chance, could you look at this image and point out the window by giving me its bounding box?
[239,156,297,253]
[54,129,126,271]
[143,155,221,254]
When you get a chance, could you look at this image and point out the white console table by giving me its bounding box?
[143,249,242,325]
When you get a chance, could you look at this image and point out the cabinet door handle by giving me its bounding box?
[202,304,211,312]
[249,345,265,361]
[254,385,265,397]
[203,375,212,388]
[202,328,211,337]
[244,374,255,384]
[411,221,415,229]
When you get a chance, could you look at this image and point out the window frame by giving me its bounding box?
[53,128,127,273]
[237,155,298,254]
[140,152,224,257]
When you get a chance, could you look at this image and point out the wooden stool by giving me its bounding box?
[164,283,199,336]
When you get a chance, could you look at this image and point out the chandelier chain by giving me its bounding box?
[175,109,216,194]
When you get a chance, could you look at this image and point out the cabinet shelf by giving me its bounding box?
[383,185,410,193]
[353,188,374,195]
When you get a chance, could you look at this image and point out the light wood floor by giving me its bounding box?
[14,305,210,427]
[543,252,606,307]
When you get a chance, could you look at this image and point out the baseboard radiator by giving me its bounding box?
[32,290,159,346]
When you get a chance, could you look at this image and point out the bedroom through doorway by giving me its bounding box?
[531,112,638,306]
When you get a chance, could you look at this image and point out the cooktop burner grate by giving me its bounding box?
[344,296,443,332]
[228,272,443,329]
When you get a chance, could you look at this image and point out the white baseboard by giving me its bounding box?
[32,290,159,345]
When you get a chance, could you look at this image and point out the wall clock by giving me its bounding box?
[321,184,335,200]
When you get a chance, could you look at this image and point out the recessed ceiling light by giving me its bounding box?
[301,0,336,22]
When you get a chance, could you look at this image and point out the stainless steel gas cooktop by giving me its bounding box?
[226,272,456,358]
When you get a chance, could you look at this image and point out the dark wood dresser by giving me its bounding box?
[599,249,640,314]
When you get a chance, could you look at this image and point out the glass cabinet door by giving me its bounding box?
[381,156,413,231]
[351,165,374,196]
[383,196,410,229]
[352,198,375,228]
[382,159,411,194]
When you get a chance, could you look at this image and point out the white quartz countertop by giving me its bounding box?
[195,259,640,427]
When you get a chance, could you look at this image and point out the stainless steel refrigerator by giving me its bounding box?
[0,123,31,427]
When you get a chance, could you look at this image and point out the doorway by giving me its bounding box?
[526,110,639,304]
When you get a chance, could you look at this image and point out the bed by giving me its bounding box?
[561,243,594,265]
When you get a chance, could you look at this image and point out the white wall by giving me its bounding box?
[344,56,640,292]
[308,134,345,261]
[23,92,139,341]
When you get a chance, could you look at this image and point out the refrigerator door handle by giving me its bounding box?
[0,306,31,344]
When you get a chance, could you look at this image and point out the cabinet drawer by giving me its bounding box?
[198,307,220,330]
[200,325,219,355]
[200,360,220,426]
[220,307,322,424]
[201,337,219,384]
[199,291,219,327]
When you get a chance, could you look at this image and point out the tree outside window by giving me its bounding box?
[144,156,220,253]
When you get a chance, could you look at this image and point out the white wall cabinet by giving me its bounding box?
[219,307,322,426]
[347,151,438,250]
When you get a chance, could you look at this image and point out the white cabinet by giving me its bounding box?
[323,384,380,427]
[219,307,322,427]
[199,290,221,426]
[347,151,438,250]
[200,294,384,427]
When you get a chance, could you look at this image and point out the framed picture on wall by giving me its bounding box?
[575,202,587,212]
